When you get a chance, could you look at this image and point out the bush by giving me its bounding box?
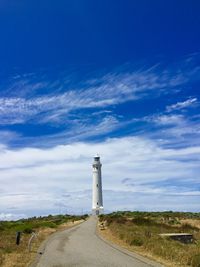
[119,233,124,240]
[23,227,34,234]
[180,223,199,232]
[0,224,5,231]
[81,214,88,221]
[3,248,13,254]
[116,217,127,224]
[0,252,3,265]
[191,254,200,267]
[52,219,63,225]
[39,222,57,228]
[105,217,114,226]
[129,238,144,246]
[99,215,104,222]
[132,217,153,226]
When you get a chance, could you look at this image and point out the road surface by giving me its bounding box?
[33,216,163,267]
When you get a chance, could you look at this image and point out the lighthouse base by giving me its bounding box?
[92,207,104,216]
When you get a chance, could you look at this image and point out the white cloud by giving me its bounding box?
[144,113,200,146]
[0,130,20,143]
[15,115,122,147]
[166,98,198,112]
[0,64,191,125]
[0,136,199,219]
[148,114,185,125]
[0,213,28,221]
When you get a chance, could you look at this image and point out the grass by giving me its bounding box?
[99,211,200,267]
[0,214,88,267]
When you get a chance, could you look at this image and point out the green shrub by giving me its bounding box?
[39,222,57,228]
[145,230,152,238]
[105,217,114,226]
[119,233,124,240]
[0,224,5,231]
[191,254,200,267]
[99,215,104,222]
[132,217,153,226]
[0,252,3,265]
[23,227,34,234]
[3,247,13,254]
[81,214,88,221]
[180,223,199,232]
[130,238,144,246]
[52,219,63,225]
[116,217,127,224]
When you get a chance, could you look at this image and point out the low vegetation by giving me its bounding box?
[0,214,88,267]
[99,211,200,267]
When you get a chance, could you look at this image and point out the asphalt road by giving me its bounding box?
[33,216,163,267]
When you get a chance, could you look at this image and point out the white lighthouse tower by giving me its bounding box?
[92,155,103,215]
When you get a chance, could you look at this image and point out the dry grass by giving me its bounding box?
[0,215,87,267]
[180,220,200,230]
[99,212,200,267]
[99,226,175,267]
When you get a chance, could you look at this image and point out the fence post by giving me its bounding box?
[16,231,21,245]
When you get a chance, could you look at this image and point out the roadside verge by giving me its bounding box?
[96,221,164,267]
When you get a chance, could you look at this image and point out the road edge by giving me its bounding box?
[95,217,164,267]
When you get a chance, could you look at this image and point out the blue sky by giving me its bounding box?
[0,0,200,219]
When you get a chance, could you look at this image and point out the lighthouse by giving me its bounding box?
[92,155,103,215]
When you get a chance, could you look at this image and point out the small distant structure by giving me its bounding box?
[92,155,103,215]
[159,233,194,244]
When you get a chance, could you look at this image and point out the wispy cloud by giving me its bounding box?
[2,114,123,148]
[142,112,200,148]
[122,177,200,196]
[166,98,198,112]
[0,56,199,125]
[147,114,185,125]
